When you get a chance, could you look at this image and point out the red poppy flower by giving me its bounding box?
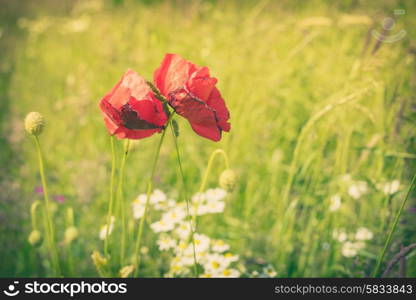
[99,69,167,139]
[154,54,230,142]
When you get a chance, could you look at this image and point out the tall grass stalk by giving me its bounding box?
[373,173,416,277]
[34,136,60,276]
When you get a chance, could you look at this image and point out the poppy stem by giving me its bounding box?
[118,139,130,267]
[169,121,199,278]
[372,172,416,277]
[193,149,230,231]
[133,114,174,277]
[104,136,117,262]
[34,136,61,276]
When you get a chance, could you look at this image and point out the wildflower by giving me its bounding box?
[223,252,239,263]
[91,250,108,276]
[154,53,230,141]
[332,229,347,242]
[378,180,400,195]
[150,189,167,205]
[204,254,229,273]
[348,181,368,199]
[193,233,211,253]
[341,242,358,257]
[211,240,230,253]
[205,188,227,202]
[64,226,78,244]
[175,221,192,240]
[218,268,241,278]
[157,236,177,251]
[28,230,43,247]
[329,194,342,212]
[263,266,277,277]
[119,265,135,278]
[355,227,373,241]
[99,69,167,139]
[150,219,175,233]
[219,169,237,192]
[54,195,65,203]
[24,112,44,136]
[161,206,186,224]
[99,216,115,240]
[132,198,146,220]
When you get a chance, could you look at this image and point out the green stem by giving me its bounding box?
[373,173,416,277]
[104,136,117,260]
[133,114,173,277]
[118,139,130,266]
[192,149,230,228]
[34,136,60,276]
[170,121,199,277]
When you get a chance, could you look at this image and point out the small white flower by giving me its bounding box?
[348,181,368,199]
[150,189,167,205]
[154,199,176,211]
[157,236,177,251]
[161,206,186,224]
[333,229,347,242]
[217,268,241,278]
[223,252,239,263]
[211,240,230,253]
[204,253,229,273]
[355,227,373,241]
[175,222,192,240]
[205,188,227,202]
[205,200,225,214]
[132,199,146,220]
[150,219,175,233]
[193,233,211,253]
[378,180,400,195]
[341,241,358,257]
[192,192,205,205]
[99,216,115,240]
[329,194,342,212]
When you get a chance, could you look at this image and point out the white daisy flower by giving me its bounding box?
[175,222,192,240]
[205,188,227,202]
[193,233,211,253]
[211,240,230,253]
[161,206,186,224]
[157,235,177,251]
[150,189,167,205]
[150,219,175,233]
[217,268,241,278]
[132,199,146,220]
[154,199,176,211]
[204,253,229,273]
[223,252,239,263]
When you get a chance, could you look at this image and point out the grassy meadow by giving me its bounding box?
[1,0,416,277]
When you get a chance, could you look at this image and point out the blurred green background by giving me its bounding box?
[0,0,415,277]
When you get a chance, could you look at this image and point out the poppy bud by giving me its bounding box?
[64,226,78,244]
[119,265,135,278]
[219,169,237,192]
[28,230,43,247]
[24,112,45,136]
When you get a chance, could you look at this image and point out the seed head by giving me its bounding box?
[24,112,44,136]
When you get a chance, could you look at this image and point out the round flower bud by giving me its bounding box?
[64,226,78,244]
[28,230,43,247]
[24,112,44,136]
[219,169,237,192]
